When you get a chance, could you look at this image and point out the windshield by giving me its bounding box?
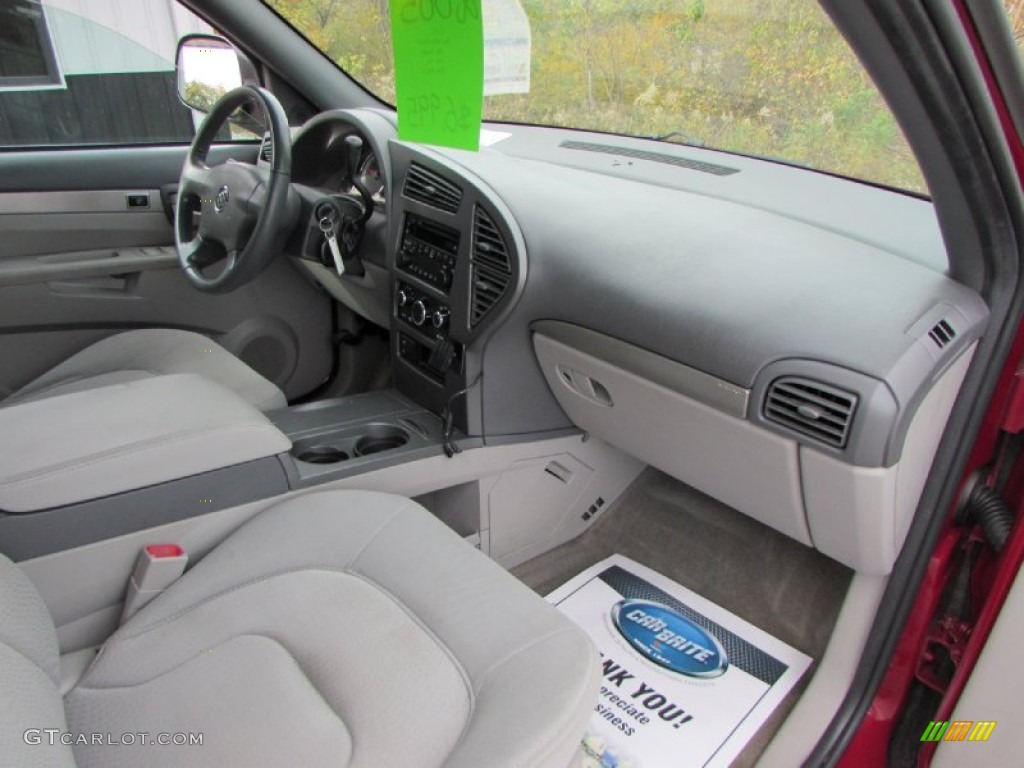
[265,0,927,195]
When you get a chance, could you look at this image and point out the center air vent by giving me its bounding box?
[404,164,462,213]
[473,206,510,272]
[764,377,857,448]
[471,207,511,326]
[259,133,273,164]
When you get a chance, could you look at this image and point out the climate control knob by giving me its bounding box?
[411,299,428,327]
[397,288,411,307]
[432,307,450,329]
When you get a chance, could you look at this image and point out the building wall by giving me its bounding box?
[43,0,212,75]
[0,0,213,146]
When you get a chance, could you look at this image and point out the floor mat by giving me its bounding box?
[514,468,851,660]
[513,468,852,765]
[549,555,812,768]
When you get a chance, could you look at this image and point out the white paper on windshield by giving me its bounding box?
[480,128,512,146]
[547,555,811,768]
[483,0,531,95]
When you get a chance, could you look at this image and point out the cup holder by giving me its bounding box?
[292,440,350,465]
[354,425,410,457]
[291,423,412,467]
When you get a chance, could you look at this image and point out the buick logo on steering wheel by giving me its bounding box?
[214,185,230,212]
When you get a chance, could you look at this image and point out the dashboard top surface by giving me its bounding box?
[409,125,984,390]
[288,109,986,423]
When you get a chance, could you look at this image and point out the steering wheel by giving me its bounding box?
[175,86,298,293]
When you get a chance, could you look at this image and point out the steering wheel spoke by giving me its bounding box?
[179,161,214,202]
[180,233,222,270]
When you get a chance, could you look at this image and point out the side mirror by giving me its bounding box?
[175,34,254,113]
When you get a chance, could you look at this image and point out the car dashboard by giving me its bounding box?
[284,107,988,576]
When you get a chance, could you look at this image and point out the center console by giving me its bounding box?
[393,213,463,394]
[387,144,525,434]
[271,390,450,488]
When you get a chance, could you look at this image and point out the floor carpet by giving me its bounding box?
[512,467,853,766]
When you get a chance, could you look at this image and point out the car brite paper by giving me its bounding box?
[547,555,812,768]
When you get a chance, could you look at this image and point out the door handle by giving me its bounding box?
[558,366,614,407]
[159,183,179,224]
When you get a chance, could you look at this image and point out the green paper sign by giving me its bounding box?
[389,0,484,151]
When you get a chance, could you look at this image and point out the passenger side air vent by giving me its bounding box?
[928,318,957,350]
[404,164,462,213]
[470,207,511,326]
[259,133,274,164]
[764,377,857,449]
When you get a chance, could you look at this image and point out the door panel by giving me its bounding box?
[0,246,177,288]
[0,197,173,261]
[0,144,333,400]
[0,145,256,193]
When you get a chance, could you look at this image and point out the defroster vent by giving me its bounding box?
[764,377,857,448]
[560,140,739,176]
[404,164,462,213]
[471,207,511,326]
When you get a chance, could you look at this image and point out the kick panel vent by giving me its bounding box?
[404,163,462,213]
[259,133,274,164]
[764,377,857,448]
[928,319,957,350]
[560,140,740,176]
[472,207,511,273]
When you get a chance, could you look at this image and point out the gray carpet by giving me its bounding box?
[512,467,852,766]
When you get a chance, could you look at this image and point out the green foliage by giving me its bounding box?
[266,0,929,194]
[183,80,225,112]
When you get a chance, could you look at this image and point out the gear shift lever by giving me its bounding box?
[342,134,374,225]
[344,134,363,187]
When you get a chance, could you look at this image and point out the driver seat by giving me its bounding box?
[2,329,286,412]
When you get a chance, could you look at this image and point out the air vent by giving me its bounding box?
[259,133,273,164]
[404,163,462,213]
[470,207,511,326]
[471,264,510,326]
[560,140,739,176]
[764,377,857,448]
[472,207,511,273]
[928,319,957,350]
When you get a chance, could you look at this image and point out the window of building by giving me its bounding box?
[0,0,62,89]
[0,0,223,148]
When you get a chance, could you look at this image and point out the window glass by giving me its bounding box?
[0,1,62,87]
[266,0,928,194]
[0,0,214,147]
[1004,3,1024,55]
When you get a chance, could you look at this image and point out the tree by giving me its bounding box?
[183,81,225,112]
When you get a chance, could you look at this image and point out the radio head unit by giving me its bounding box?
[397,215,460,292]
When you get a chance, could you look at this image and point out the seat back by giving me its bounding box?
[0,554,76,767]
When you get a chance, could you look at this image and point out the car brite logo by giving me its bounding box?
[611,599,729,679]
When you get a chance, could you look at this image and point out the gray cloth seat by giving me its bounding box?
[1,490,601,768]
[3,329,286,412]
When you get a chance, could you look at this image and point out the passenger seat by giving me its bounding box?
[1,491,600,768]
